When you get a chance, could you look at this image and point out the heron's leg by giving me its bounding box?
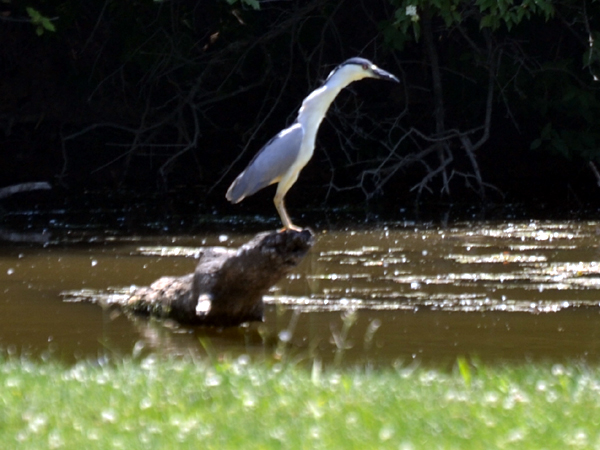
[274,196,301,232]
[274,175,302,232]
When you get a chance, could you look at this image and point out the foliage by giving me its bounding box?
[383,0,555,48]
[375,0,600,199]
[224,0,261,9]
[476,0,554,31]
[25,7,56,35]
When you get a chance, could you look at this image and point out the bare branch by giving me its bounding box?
[0,182,51,199]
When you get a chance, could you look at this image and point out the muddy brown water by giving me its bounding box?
[2,219,600,367]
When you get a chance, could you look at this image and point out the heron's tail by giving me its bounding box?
[225,174,246,204]
[227,167,267,203]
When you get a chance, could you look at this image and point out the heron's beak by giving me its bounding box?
[371,66,400,83]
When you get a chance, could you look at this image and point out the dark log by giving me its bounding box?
[126,228,315,326]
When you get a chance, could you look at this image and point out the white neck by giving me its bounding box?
[296,69,364,143]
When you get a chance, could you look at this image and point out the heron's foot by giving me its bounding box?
[279,224,303,233]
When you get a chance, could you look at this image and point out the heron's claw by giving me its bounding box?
[279,225,303,233]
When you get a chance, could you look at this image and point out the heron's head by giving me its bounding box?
[326,57,400,86]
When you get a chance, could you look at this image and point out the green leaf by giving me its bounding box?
[535,0,555,19]
[540,122,552,139]
[412,21,421,42]
[479,14,494,29]
[41,18,56,32]
[475,0,494,12]
[457,357,472,387]
[26,7,41,21]
[242,0,260,9]
[225,0,260,8]
[551,137,569,158]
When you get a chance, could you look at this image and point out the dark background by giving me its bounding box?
[1,0,599,219]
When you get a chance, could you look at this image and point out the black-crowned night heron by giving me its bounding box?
[226,57,399,231]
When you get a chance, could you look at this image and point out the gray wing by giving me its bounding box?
[226,123,304,203]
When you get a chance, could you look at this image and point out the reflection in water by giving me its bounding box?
[2,220,600,366]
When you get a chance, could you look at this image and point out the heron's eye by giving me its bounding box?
[362,63,369,70]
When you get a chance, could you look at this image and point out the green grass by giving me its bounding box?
[1,355,600,449]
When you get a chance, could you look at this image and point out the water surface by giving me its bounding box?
[2,218,600,367]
